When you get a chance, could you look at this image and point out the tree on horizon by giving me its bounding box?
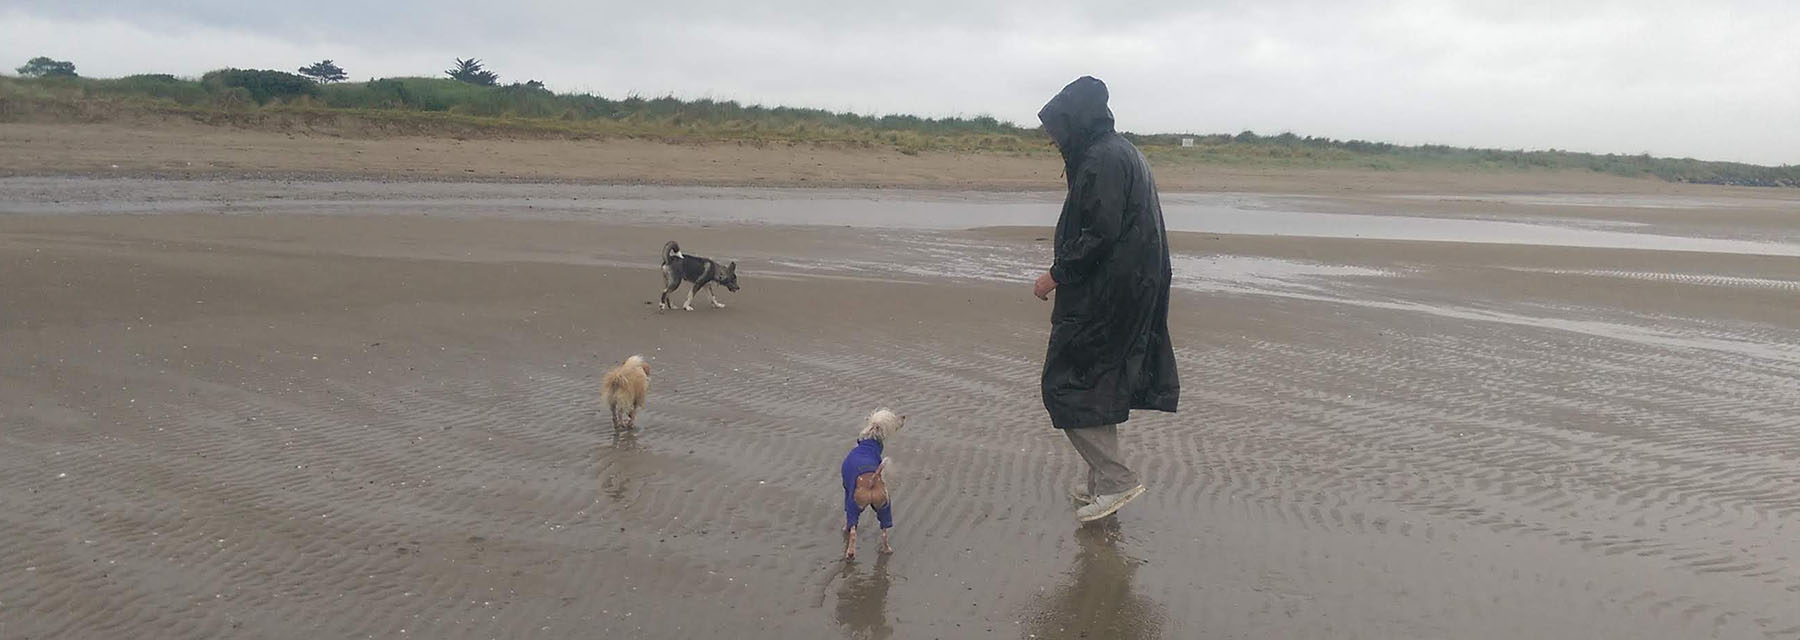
[297,59,347,83]
[446,58,498,86]
[16,56,77,78]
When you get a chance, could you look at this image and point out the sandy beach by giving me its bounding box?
[3,126,1800,639]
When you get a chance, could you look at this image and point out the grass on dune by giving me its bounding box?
[2,74,1794,187]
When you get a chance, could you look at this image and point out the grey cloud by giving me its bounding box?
[2,1,1795,164]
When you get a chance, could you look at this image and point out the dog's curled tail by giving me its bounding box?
[875,456,891,480]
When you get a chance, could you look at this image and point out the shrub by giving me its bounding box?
[200,68,319,104]
[100,74,209,104]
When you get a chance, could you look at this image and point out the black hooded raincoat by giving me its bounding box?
[1037,76,1180,429]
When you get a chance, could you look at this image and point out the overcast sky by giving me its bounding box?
[4,1,1796,165]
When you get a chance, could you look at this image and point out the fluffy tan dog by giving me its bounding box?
[601,355,650,429]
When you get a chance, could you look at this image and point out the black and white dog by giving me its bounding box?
[660,241,740,311]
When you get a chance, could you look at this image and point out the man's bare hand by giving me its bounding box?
[1034,271,1058,300]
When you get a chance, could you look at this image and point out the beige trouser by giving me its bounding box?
[1064,424,1140,496]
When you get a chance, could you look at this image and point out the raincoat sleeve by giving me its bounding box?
[1050,161,1126,286]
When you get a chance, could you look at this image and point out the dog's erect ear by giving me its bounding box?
[727,261,737,273]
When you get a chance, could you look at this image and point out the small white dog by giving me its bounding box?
[840,408,907,559]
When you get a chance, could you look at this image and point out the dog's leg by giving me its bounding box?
[609,404,622,429]
[682,284,697,311]
[875,500,894,553]
[844,525,857,560]
[659,266,677,311]
[708,283,726,308]
[626,408,637,429]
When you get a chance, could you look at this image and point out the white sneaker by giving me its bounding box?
[1075,484,1146,522]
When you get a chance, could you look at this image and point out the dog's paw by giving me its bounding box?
[682,304,694,311]
[657,302,669,310]
[711,301,726,309]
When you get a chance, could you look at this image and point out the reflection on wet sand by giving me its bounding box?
[1027,521,1165,640]
[609,427,642,451]
[599,429,643,505]
[834,553,895,639]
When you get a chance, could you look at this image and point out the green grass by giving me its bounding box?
[3,74,1795,187]
[0,74,1041,154]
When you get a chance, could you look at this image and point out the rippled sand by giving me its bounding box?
[2,179,1797,639]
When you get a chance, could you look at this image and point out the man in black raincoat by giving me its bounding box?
[1032,76,1180,522]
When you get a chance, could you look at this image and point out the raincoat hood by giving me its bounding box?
[1037,76,1116,161]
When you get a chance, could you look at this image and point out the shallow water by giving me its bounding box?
[1390,193,1799,210]
[5,177,1798,256]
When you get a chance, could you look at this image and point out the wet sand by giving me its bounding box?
[3,174,1799,639]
